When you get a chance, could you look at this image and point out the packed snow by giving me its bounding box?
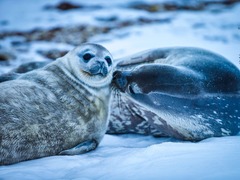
[1,134,240,179]
[0,0,240,179]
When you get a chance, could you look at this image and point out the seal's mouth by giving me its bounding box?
[80,68,110,82]
[89,62,108,77]
[80,68,113,88]
[82,61,108,77]
[82,70,107,78]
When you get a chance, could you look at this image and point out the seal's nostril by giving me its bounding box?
[97,61,104,67]
[102,66,108,76]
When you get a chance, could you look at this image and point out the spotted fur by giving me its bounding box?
[110,47,240,141]
[0,43,113,165]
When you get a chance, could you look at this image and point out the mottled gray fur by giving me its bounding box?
[0,43,113,165]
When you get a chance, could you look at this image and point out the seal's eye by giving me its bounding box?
[83,53,94,61]
[105,56,112,66]
[128,85,135,94]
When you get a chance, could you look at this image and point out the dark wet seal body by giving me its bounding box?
[0,43,113,165]
[112,47,240,141]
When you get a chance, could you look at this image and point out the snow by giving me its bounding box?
[98,6,240,67]
[1,134,240,179]
[0,0,240,179]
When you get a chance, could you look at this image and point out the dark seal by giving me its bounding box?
[111,47,240,141]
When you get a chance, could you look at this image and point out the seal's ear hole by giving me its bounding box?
[128,85,135,94]
[83,53,94,62]
[105,56,112,66]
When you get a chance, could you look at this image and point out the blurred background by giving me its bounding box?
[0,0,240,74]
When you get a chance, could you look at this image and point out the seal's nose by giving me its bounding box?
[112,70,130,92]
[89,61,108,76]
[98,61,108,76]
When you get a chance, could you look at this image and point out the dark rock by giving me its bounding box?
[129,2,162,12]
[127,0,240,12]
[37,49,68,60]
[0,49,16,61]
[0,54,8,61]
[44,1,102,11]
[56,2,82,10]
[45,1,83,11]
[137,17,171,24]
[204,0,240,6]
[14,61,49,73]
[95,16,118,22]
[118,21,134,28]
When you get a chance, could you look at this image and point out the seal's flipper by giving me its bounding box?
[0,72,20,83]
[59,140,98,155]
[0,61,49,83]
[115,49,168,69]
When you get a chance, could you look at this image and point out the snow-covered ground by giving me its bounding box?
[0,0,240,179]
[1,134,240,179]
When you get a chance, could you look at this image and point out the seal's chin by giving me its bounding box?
[79,69,112,88]
[81,62,109,78]
[81,69,108,78]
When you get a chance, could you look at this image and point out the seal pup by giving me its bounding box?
[112,47,240,141]
[0,43,113,165]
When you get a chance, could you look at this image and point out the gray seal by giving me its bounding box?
[0,43,113,165]
[111,47,240,141]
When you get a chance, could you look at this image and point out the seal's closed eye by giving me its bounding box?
[128,85,135,94]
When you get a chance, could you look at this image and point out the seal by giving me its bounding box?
[112,47,240,141]
[0,43,113,165]
[1,47,240,140]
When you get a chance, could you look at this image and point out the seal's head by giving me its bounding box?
[61,43,113,88]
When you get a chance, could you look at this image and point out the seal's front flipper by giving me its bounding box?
[0,72,20,83]
[59,140,98,155]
